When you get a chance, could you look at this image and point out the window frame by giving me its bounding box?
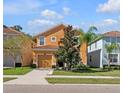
[39,36,45,45]
[51,36,56,42]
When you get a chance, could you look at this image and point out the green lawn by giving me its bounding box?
[3,67,33,75]
[46,78,120,84]
[53,69,120,77]
[3,77,17,82]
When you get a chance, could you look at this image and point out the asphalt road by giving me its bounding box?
[4,84,120,93]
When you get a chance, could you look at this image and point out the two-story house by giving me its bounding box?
[87,31,120,68]
[33,24,87,68]
[3,25,33,67]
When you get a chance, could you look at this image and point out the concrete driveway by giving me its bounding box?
[4,69,53,85]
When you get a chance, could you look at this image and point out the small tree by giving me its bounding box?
[55,25,82,70]
[105,43,119,70]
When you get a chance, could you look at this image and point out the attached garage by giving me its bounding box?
[3,55,15,67]
[38,55,52,68]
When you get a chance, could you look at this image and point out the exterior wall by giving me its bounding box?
[21,48,33,66]
[80,43,87,65]
[88,39,103,67]
[88,49,101,67]
[45,29,64,46]
[37,29,64,46]
[88,39,103,52]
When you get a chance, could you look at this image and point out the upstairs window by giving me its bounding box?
[51,36,56,42]
[40,36,44,45]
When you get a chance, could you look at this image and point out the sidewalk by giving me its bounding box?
[46,75,120,79]
[4,69,52,85]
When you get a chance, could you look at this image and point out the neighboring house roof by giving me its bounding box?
[3,26,23,35]
[103,31,120,37]
[33,45,58,51]
[89,31,120,45]
[35,24,66,37]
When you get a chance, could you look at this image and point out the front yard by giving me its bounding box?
[46,78,120,84]
[53,69,120,77]
[3,77,17,82]
[3,67,33,75]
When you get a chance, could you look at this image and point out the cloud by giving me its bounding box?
[28,19,55,26]
[4,0,59,15]
[41,9,64,19]
[103,19,118,25]
[4,0,41,15]
[27,19,56,35]
[63,7,71,15]
[96,0,120,13]
[90,18,119,33]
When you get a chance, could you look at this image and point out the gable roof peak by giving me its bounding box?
[34,24,66,37]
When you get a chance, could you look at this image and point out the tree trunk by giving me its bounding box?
[108,59,110,71]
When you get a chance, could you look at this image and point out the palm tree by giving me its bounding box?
[79,26,97,64]
[105,43,119,70]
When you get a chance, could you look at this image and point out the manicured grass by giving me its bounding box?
[53,69,120,77]
[3,77,17,82]
[3,67,33,75]
[46,78,120,84]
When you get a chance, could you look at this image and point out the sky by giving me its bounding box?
[3,0,120,35]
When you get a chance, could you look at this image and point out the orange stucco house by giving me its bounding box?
[3,25,33,67]
[33,24,87,68]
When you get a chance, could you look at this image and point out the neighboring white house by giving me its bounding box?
[87,31,120,68]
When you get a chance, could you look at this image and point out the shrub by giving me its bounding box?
[74,64,90,71]
[31,64,36,68]
[52,65,56,68]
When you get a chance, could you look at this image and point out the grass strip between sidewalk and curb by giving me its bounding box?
[3,77,17,82]
[53,70,120,77]
[3,67,33,75]
[46,78,120,84]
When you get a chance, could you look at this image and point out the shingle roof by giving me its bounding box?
[34,24,66,37]
[33,45,58,50]
[88,31,120,45]
[3,26,23,35]
[103,31,120,37]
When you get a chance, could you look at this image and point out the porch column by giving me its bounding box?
[33,52,38,67]
[52,55,56,66]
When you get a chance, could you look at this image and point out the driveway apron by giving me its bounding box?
[4,69,52,85]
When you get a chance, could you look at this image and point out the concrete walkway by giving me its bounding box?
[46,75,120,79]
[4,69,52,85]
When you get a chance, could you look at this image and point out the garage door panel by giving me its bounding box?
[3,55,15,67]
[38,55,52,68]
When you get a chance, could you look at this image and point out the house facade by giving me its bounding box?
[33,24,87,68]
[87,31,120,68]
[3,25,33,67]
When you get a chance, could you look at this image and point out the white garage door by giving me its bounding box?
[3,55,15,67]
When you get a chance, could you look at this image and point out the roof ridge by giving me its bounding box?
[34,24,66,37]
[8,27,23,34]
